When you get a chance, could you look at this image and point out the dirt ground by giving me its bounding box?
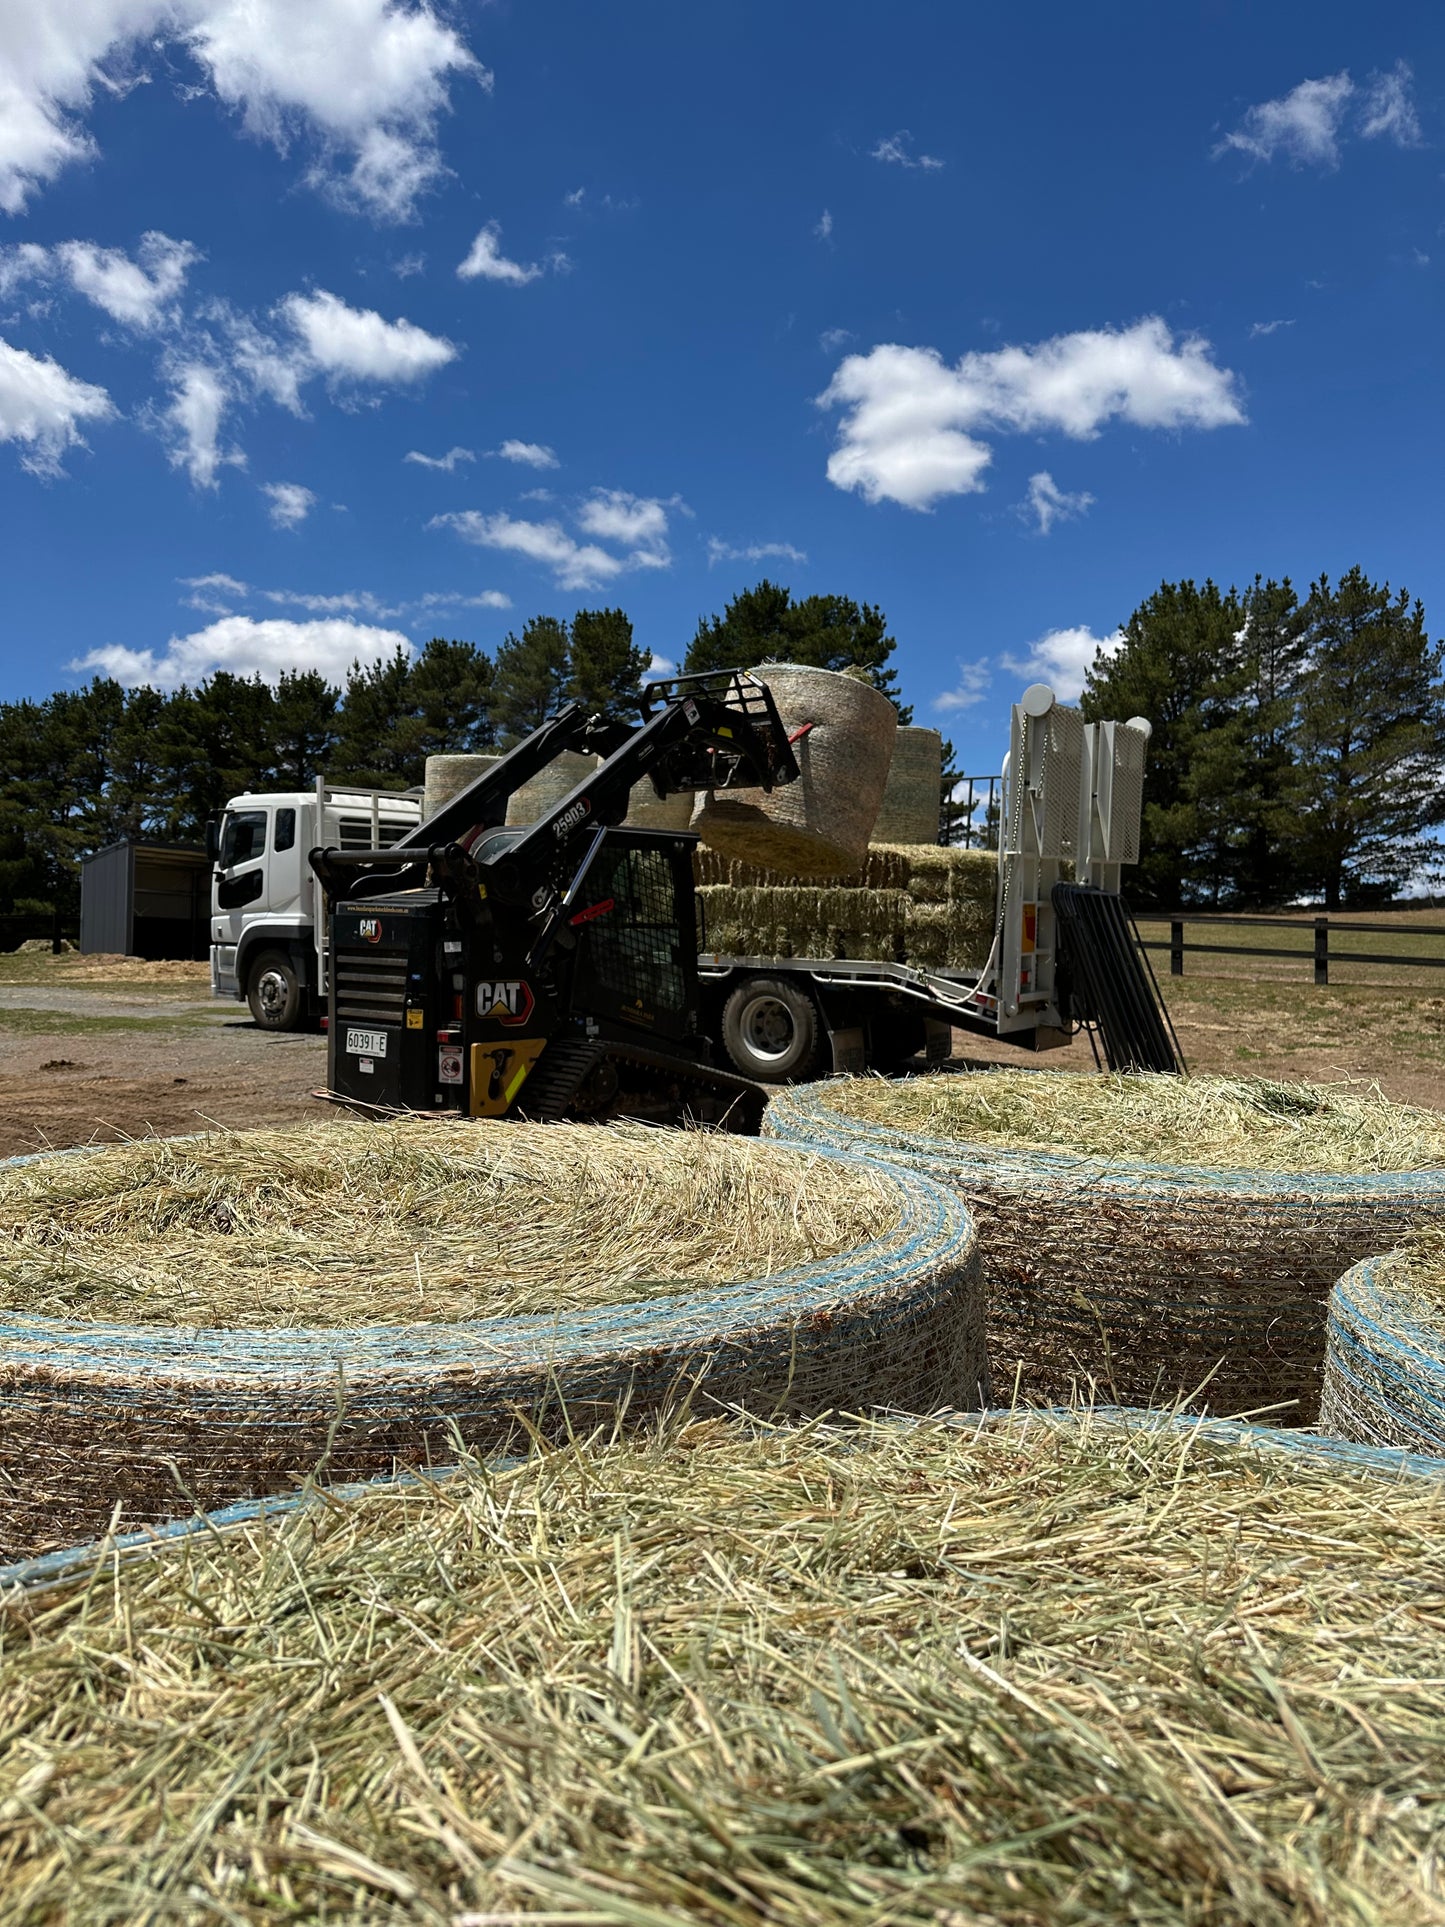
[0,949,1441,1155]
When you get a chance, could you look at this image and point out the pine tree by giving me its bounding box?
[491,617,570,744]
[683,580,912,719]
[569,607,650,718]
[405,639,494,758]
[1233,576,1309,904]
[333,650,419,788]
[1282,568,1445,906]
[268,671,340,789]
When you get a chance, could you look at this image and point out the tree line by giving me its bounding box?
[1084,567,1445,909]
[0,584,908,920]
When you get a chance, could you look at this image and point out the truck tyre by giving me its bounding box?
[246,949,304,1031]
[720,977,822,1082]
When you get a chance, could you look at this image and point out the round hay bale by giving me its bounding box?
[3,1411,1444,1922]
[422,753,501,821]
[1320,1249,1445,1456]
[0,1122,986,1557]
[691,663,897,877]
[763,1072,1445,1423]
[505,750,599,826]
[872,726,943,845]
[625,780,694,833]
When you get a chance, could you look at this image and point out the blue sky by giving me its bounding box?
[0,1,1440,774]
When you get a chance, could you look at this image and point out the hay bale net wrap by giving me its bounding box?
[0,1123,986,1556]
[624,779,694,832]
[1,1418,1443,1924]
[1321,1251,1445,1456]
[872,724,944,845]
[505,749,599,826]
[764,1073,1445,1424]
[691,663,898,876]
[422,752,501,821]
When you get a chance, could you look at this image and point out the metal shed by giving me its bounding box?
[79,840,210,959]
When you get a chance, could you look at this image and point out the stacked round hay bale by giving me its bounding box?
[422,752,502,822]
[0,1121,986,1557]
[695,843,996,968]
[1320,1236,1445,1455]
[3,1413,1443,1921]
[872,725,944,844]
[505,749,599,826]
[765,1071,1445,1423]
[692,663,898,877]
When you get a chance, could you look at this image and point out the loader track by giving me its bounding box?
[517,1036,766,1134]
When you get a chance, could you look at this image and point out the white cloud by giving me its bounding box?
[431,510,628,591]
[645,653,674,679]
[934,661,992,713]
[405,444,473,470]
[1021,471,1094,535]
[218,305,308,414]
[815,209,832,240]
[0,0,484,220]
[262,480,316,528]
[0,334,114,476]
[280,288,457,382]
[1249,317,1295,338]
[160,360,242,488]
[182,571,250,597]
[819,326,854,353]
[71,613,411,689]
[457,222,543,285]
[1360,61,1422,146]
[260,586,400,616]
[575,488,671,561]
[419,588,511,610]
[1216,64,1419,171]
[707,537,808,567]
[871,130,943,171]
[1215,72,1355,167]
[0,231,198,330]
[818,319,1244,510]
[494,438,558,468]
[1002,626,1124,703]
[563,186,586,207]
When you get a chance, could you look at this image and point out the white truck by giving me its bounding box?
[209,778,421,1028]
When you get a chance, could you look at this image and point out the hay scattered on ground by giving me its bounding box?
[829,1069,1445,1173]
[0,1120,901,1327]
[4,951,208,983]
[1,1412,1442,1924]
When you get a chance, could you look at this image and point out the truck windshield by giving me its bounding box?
[220,810,267,867]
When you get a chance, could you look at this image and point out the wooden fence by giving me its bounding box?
[1138,913,1445,987]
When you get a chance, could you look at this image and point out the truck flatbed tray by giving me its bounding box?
[696,953,1005,1038]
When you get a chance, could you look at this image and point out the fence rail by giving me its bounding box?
[1137,912,1445,986]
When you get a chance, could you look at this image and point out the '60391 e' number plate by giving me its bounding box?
[346,1027,387,1057]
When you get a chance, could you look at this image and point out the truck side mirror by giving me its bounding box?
[205,818,220,862]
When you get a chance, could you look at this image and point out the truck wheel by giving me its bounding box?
[246,949,304,1031]
[721,978,822,1082]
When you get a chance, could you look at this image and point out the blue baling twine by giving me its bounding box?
[0,1134,976,1384]
[2,1404,1441,1599]
[762,1080,1445,1204]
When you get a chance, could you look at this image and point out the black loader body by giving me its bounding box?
[310,672,798,1132]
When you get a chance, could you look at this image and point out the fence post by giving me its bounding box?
[1170,917,1184,976]
[1314,916,1328,987]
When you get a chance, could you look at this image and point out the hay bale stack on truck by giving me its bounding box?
[207,668,1169,1115]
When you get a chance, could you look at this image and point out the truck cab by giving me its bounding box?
[210,780,422,1029]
